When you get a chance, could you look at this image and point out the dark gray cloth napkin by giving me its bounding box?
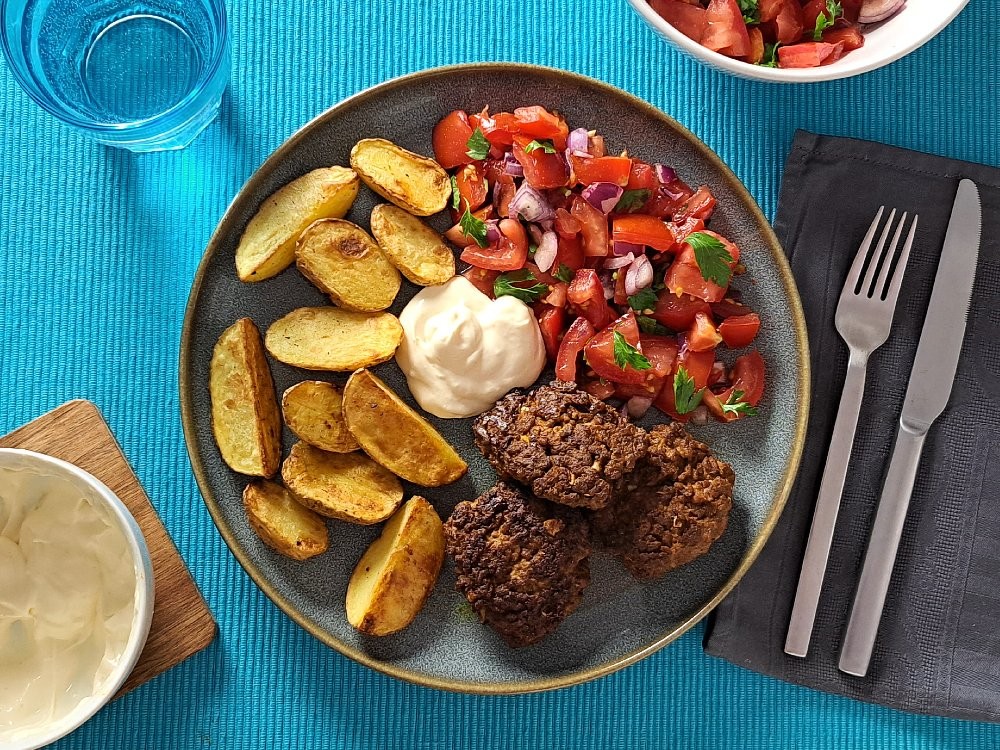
[704,130,1000,723]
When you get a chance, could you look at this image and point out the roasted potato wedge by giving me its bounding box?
[350,138,450,217]
[281,381,359,453]
[265,307,402,371]
[369,204,456,286]
[343,369,467,487]
[295,219,401,311]
[281,442,403,524]
[346,496,445,636]
[235,166,360,282]
[209,318,282,477]
[242,480,328,561]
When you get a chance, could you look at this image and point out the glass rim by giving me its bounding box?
[0,0,230,135]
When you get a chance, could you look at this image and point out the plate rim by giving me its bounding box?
[179,61,811,695]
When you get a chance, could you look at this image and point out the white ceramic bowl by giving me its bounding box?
[0,449,154,750]
[626,0,971,82]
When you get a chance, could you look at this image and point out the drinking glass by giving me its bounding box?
[1,0,229,151]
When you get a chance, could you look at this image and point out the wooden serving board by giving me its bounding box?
[0,400,216,696]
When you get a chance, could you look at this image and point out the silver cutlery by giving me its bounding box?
[785,206,918,658]
[840,179,983,677]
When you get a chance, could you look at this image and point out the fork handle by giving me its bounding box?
[839,422,927,677]
[784,351,868,658]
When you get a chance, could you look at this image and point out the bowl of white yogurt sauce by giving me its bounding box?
[0,449,154,749]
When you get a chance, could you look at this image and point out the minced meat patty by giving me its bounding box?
[591,423,734,580]
[472,380,647,510]
[444,482,591,648]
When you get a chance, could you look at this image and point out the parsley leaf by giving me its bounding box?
[614,189,651,213]
[553,263,574,284]
[673,366,704,415]
[465,128,490,161]
[613,331,651,372]
[759,42,780,68]
[813,0,841,40]
[737,0,759,24]
[721,390,759,418]
[685,232,734,287]
[459,207,489,248]
[628,287,658,312]
[523,139,557,154]
[637,316,668,335]
[494,270,549,304]
[450,175,461,210]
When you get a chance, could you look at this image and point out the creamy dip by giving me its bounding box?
[0,464,137,744]
[397,275,546,418]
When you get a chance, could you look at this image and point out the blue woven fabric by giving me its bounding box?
[2,1,998,747]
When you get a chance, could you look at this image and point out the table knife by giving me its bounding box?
[839,179,983,677]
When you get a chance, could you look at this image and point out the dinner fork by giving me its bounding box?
[784,207,918,658]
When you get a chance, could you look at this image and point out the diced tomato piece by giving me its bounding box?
[613,266,628,306]
[719,313,761,348]
[678,344,716,390]
[537,305,566,361]
[432,110,474,169]
[664,246,728,302]
[581,377,617,400]
[512,106,569,150]
[746,26,765,64]
[626,160,658,191]
[653,378,689,423]
[459,218,528,271]
[667,216,706,245]
[454,162,488,212]
[711,297,753,319]
[823,24,865,51]
[513,136,569,190]
[652,291,712,331]
[703,0,751,57]
[645,177,695,218]
[702,229,741,263]
[567,269,615,329]
[688,312,722,351]
[555,316,596,383]
[648,0,708,42]
[572,156,632,187]
[674,186,716,222]
[555,207,583,238]
[778,41,844,68]
[801,0,828,30]
[543,281,568,308]
[760,0,805,44]
[445,206,492,247]
[472,109,518,148]
[494,173,516,217]
[555,234,586,271]
[728,350,765,405]
[584,311,649,386]
[614,334,678,399]
[841,0,862,23]
[571,197,610,257]
[462,266,500,298]
[612,215,675,252]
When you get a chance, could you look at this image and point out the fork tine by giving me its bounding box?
[859,208,896,296]
[882,215,918,303]
[871,212,907,298]
[846,207,885,295]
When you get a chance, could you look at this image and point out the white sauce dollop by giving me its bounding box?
[397,275,546,418]
[0,465,137,744]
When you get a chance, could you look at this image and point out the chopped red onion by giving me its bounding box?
[624,254,654,296]
[710,361,728,387]
[534,231,558,272]
[582,182,624,215]
[604,252,635,270]
[689,405,710,426]
[614,240,644,257]
[571,150,593,160]
[859,0,905,23]
[527,223,544,246]
[654,164,677,184]
[598,271,616,300]
[485,220,501,244]
[501,152,524,177]
[540,219,554,232]
[626,396,654,419]
[567,128,590,155]
[508,183,554,222]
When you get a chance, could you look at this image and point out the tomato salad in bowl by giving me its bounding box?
[432,104,766,426]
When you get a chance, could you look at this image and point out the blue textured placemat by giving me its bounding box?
[1,1,998,748]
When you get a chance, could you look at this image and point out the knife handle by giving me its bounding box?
[785,352,868,658]
[839,422,927,677]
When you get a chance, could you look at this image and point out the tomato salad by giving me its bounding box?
[648,0,906,69]
[432,105,765,425]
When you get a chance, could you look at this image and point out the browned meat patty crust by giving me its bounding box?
[472,380,647,510]
[443,482,591,647]
[591,423,734,580]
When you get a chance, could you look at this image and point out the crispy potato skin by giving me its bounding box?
[281,441,403,524]
[369,204,456,286]
[281,381,359,453]
[343,369,467,487]
[264,307,402,371]
[346,496,445,635]
[295,219,401,311]
[236,167,359,282]
[350,139,450,216]
[242,480,329,561]
[209,318,282,477]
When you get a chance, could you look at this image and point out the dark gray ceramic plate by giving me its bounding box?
[180,63,809,694]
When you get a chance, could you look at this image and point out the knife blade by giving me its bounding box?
[839,179,983,677]
[900,178,982,430]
